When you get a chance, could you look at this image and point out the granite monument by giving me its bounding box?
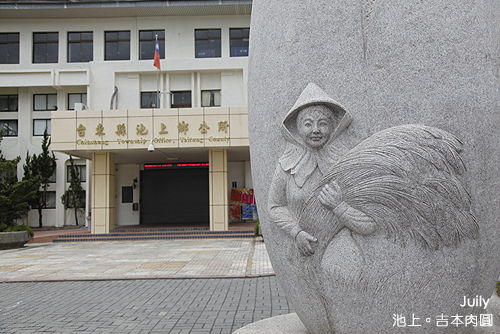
[248,1,500,333]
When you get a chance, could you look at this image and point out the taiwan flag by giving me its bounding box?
[153,35,161,71]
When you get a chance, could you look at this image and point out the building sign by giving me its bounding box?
[74,117,233,148]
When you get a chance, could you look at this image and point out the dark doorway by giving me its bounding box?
[140,167,209,224]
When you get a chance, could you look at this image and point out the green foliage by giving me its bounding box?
[61,156,86,226]
[254,220,261,237]
[0,137,39,229]
[23,130,57,227]
[1,223,34,238]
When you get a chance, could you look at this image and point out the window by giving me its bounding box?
[33,119,51,136]
[45,191,57,209]
[105,31,130,61]
[141,92,159,108]
[0,120,18,137]
[34,94,57,111]
[33,32,58,63]
[139,30,165,60]
[68,93,87,110]
[32,191,56,209]
[0,95,18,111]
[195,29,221,58]
[0,33,19,64]
[230,28,249,57]
[68,32,93,63]
[67,165,86,183]
[201,90,221,107]
[171,91,192,108]
[48,170,56,183]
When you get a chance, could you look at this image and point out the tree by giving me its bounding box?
[61,156,86,226]
[0,136,39,232]
[23,130,57,227]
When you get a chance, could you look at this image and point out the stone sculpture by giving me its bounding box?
[248,1,500,333]
[266,83,480,333]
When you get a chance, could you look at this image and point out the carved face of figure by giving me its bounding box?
[296,105,336,149]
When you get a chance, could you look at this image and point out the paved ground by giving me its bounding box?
[0,238,272,282]
[0,277,292,334]
[0,238,293,334]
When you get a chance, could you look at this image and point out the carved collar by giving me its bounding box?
[279,83,353,187]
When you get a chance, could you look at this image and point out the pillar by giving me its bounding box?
[209,149,228,231]
[91,152,115,234]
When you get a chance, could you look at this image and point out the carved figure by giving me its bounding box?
[268,83,479,333]
[269,83,376,258]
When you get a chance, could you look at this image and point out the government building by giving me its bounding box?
[0,0,253,233]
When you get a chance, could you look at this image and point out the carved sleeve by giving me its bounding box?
[268,165,302,239]
[332,202,376,235]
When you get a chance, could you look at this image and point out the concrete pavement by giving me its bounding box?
[0,238,292,334]
[0,238,273,282]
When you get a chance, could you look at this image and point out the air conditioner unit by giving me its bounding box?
[74,103,88,111]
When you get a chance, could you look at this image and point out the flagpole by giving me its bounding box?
[155,34,160,108]
[156,66,159,108]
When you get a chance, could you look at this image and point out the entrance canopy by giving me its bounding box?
[51,107,249,234]
[50,107,249,163]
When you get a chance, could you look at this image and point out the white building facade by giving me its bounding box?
[0,0,253,232]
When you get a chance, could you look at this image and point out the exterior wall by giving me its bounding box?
[245,160,253,189]
[115,164,141,226]
[227,160,253,191]
[228,161,245,190]
[0,12,250,228]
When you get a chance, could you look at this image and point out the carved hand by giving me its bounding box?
[319,182,343,210]
[296,231,318,256]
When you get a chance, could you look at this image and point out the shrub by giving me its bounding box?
[254,220,261,237]
[0,223,34,238]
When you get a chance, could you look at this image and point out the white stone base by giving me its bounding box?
[232,313,309,334]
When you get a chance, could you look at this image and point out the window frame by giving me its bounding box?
[48,169,56,183]
[139,30,165,60]
[0,94,18,112]
[171,91,192,109]
[68,93,87,110]
[44,191,57,209]
[141,92,159,109]
[229,28,249,57]
[33,94,57,111]
[67,164,86,183]
[201,90,221,107]
[31,191,57,209]
[0,120,18,137]
[195,29,221,58]
[0,32,20,64]
[105,30,131,61]
[67,31,93,63]
[33,119,51,136]
[33,32,59,64]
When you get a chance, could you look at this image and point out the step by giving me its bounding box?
[56,229,253,238]
[53,232,255,243]
[111,227,210,233]
[29,230,91,244]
